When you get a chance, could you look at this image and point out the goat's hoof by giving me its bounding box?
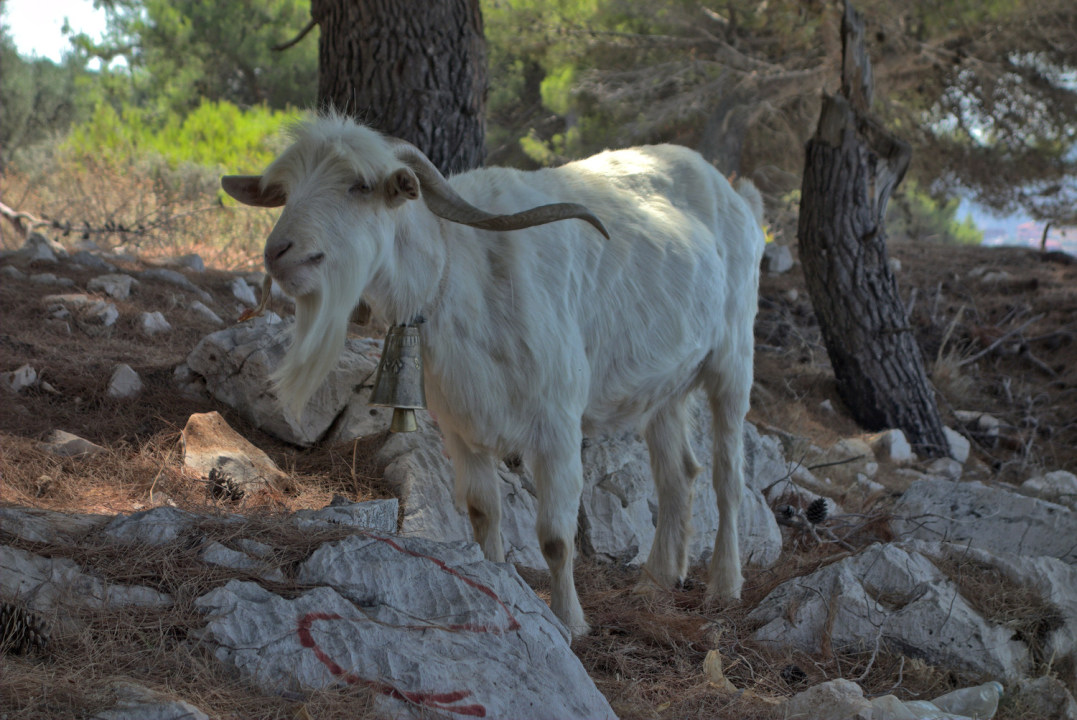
[568,620,592,639]
[704,580,743,605]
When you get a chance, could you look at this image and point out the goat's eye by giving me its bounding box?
[349,180,373,195]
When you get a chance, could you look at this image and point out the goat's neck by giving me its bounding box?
[363,206,447,325]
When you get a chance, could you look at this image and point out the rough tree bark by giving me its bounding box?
[796,1,949,456]
[310,0,487,175]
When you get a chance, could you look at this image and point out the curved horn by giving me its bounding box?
[387,139,610,239]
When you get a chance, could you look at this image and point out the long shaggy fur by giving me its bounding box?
[232,115,766,635]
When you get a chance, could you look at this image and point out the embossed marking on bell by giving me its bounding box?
[369,324,427,417]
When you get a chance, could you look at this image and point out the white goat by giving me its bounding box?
[223,114,766,636]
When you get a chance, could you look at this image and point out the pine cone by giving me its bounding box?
[805,497,829,525]
[1,600,50,655]
[207,467,243,502]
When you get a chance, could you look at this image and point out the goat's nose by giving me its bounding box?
[265,240,293,264]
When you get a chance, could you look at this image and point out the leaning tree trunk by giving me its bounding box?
[797,1,949,457]
[311,0,487,175]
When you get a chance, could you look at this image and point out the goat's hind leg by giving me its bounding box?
[529,426,588,637]
[444,433,505,562]
[703,378,747,602]
[639,399,702,592]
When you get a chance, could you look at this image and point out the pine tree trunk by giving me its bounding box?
[796,2,949,456]
[311,0,487,174]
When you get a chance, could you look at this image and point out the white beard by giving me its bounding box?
[271,269,363,419]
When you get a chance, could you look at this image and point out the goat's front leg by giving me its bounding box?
[530,429,588,637]
[444,433,505,562]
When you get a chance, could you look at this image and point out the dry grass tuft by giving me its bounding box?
[935,554,1066,680]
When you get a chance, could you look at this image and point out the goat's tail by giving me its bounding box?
[733,179,765,230]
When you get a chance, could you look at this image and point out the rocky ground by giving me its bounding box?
[1,231,1076,719]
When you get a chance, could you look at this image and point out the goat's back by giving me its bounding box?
[431,145,765,437]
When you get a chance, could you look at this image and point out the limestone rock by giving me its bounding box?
[1,264,27,280]
[230,277,257,306]
[88,273,138,300]
[44,293,120,335]
[864,429,914,464]
[749,543,1030,680]
[891,479,1077,563]
[195,534,616,719]
[40,429,107,457]
[926,456,964,481]
[181,411,289,495]
[70,250,116,272]
[379,402,783,574]
[164,253,206,273]
[200,541,286,583]
[139,311,172,336]
[763,242,794,274]
[1009,676,1077,720]
[103,507,200,546]
[1,364,38,393]
[30,272,75,287]
[186,317,380,446]
[911,540,1077,687]
[0,507,111,544]
[291,497,399,534]
[0,545,172,620]
[18,232,67,263]
[188,300,223,326]
[140,267,212,303]
[1022,470,1077,508]
[944,426,971,464]
[107,364,142,398]
[89,682,210,720]
[780,678,871,720]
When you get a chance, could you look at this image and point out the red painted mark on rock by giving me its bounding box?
[296,531,522,716]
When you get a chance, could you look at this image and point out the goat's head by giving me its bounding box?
[223,113,608,415]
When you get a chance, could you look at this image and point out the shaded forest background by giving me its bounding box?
[2,0,1075,259]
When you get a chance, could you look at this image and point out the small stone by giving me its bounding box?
[82,300,120,330]
[140,267,212,302]
[188,300,223,326]
[88,273,138,300]
[29,272,75,287]
[168,253,206,272]
[888,257,902,273]
[40,430,107,457]
[944,426,971,464]
[70,250,116,272]
[763,243,794,274]
[1,265,27,280]
[864,429,914,463]
[43,292,93,308]
[139,311,172,336]
[1,364,38,393]
[230,277,258,306]
[1022,470,1077,507]
[781,679,871,720]
[181,411,290,495]
[107,364,142,398]
[19,233,66,263]
[926,456,963,480]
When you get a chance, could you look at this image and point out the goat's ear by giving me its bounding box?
[385,167,420,208]
[222,175,287,208]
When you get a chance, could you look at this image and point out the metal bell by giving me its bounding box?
[369,323,426,433]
